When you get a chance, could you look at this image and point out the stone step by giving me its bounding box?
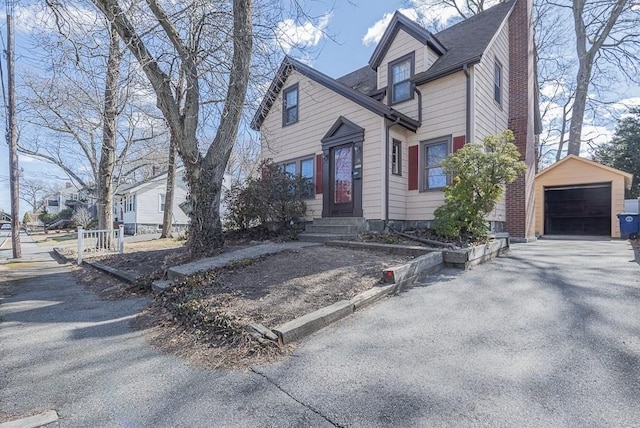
[311,217,365,227]
[305,224,361,234]
[298,233,358,243]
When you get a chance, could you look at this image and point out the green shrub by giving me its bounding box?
[38,212,56,223]
[224,160,307,234]
[433,130,526,238]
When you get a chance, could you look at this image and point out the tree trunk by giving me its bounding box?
[184,157,227,255]
[567,58,592,156]
[160,131,177,238]
[97,24,121,241]
[555,98,571,161]
[92,0,253,257]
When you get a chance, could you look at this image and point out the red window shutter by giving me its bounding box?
[408,145,419,191]
[453,136,466,152]
[315,154,323,194]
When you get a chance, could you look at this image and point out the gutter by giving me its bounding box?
[463,63,471,143]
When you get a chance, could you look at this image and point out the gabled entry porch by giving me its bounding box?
[321,116,364,218]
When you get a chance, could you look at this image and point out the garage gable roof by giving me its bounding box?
[537,155,633,189]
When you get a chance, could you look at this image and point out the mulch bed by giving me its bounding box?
[73,239,413,369]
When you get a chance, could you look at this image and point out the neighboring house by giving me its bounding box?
[534,155,633,238]
[46,183,97,217]
[252,0,539,240]
[115,167,189,235]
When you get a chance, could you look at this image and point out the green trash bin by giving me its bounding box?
[617,213,639,239]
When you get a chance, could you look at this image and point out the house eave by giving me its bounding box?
[413,56,482,85]
[251,56,420,132]
[368,11,447,71]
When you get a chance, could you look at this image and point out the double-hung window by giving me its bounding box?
[392,140,402,176]
[422,138,450,190]
[389,53,414,104]
[281,156,315,198]
[494,62,502,106]
[283,84,299,126]
[159,193,166,212]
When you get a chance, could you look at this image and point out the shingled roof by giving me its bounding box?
[251,1,516,130]
[414,0,515,84]
[336,66,377,95]
[249,57,419,131]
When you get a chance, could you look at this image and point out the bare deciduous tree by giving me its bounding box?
[19,3,169,231]
[19,177,57,214]
[565,0,638,156]
[409,0,640,164]
[90,0,254,256]
[72,206,93,228]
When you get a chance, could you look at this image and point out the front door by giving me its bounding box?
[329,144,354,216]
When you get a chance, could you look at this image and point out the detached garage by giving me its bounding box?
[535,155,633,238]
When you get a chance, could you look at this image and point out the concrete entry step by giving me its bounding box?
[304,224,361,234]
[298,233,358,243]
[310,217,365,227]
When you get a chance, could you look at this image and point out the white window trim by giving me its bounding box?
[159,193,166,213]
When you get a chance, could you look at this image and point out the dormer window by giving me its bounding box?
[388,53,414,104]
[283,84,299,126]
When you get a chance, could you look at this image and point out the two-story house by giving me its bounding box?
[251,0,538,240]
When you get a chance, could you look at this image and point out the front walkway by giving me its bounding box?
[1,238,639,426]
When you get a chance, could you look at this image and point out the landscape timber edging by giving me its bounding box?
[381,251,444,290]
[442,237,510,270]
[52,247,71,263]
[83,260,140,284]
[273,251,445,345]
[272,284,396,345]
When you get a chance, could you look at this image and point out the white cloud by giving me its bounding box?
[276,13,331,54]
[362,9,417,46]
[8,4,101,34]
[363,0,503,47]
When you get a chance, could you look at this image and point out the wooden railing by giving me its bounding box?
[77,226,124,265]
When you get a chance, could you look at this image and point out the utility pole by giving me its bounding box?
[6,0,21,258]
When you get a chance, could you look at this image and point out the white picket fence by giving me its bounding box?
[77,226,124,265]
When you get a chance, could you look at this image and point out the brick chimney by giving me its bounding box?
[506,0,536,241]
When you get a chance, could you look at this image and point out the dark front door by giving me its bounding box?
[329,144,354,216]
[544,183,612,236]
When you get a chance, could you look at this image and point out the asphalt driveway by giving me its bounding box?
[1,238,639,427]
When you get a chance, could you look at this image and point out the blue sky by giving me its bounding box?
[292,0,406,78]
[1,0,639,215]
[0,0,409,215]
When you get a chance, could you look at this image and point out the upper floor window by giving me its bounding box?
[392,140,402,176]
[389,53,414,104]
[421,137,450,190]
[283,84,299,126]
[494,62,502,106]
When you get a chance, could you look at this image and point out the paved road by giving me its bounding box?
[1,239,639,427]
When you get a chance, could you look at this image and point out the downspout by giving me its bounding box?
[463,63,471,142]
[385,116,401,224]
[414,86,423,127]
[385,86,422,225]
